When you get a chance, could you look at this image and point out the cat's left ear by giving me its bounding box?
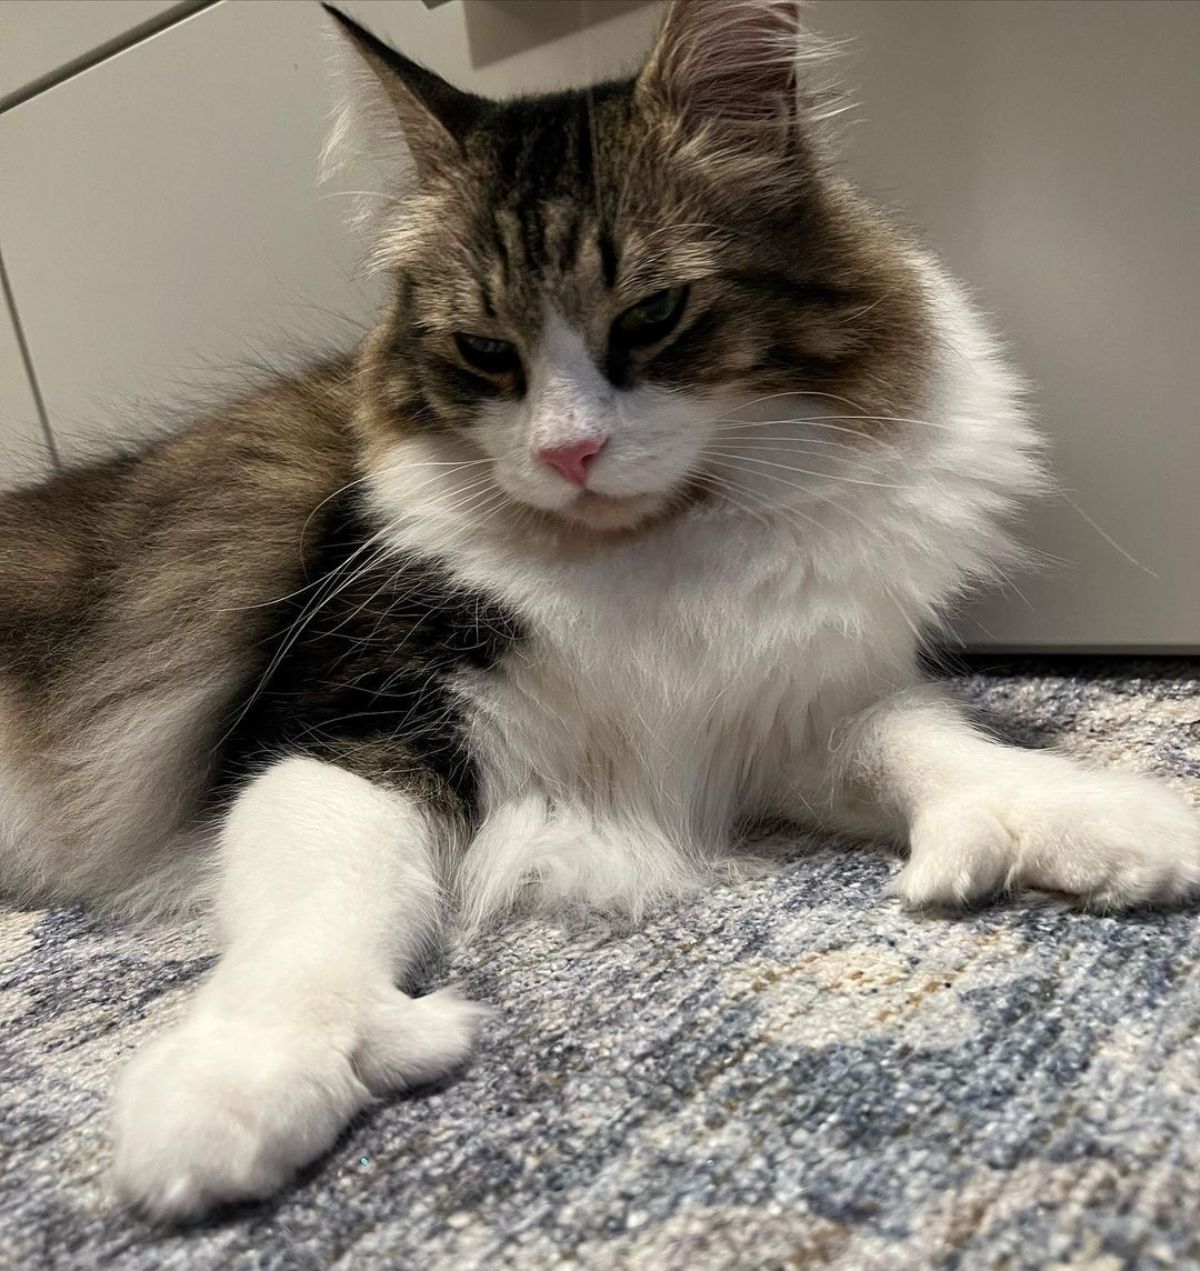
[322,4,484,180]
[636,0,803,137]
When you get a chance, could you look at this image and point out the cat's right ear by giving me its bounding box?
[322,4,484,180]
[636,0,802,137]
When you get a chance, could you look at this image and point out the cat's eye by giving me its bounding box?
[454,332,521,377]
[612,286,689,348]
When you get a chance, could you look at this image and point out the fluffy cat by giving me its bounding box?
[1,0,1197,1221]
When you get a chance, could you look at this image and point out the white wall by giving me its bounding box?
[812,1,1200,650]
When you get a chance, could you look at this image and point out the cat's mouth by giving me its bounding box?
[553,488,670,532]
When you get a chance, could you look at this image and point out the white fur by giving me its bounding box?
[474,311,711,530]
[366,256,1199,929]
[842,686,1200,909]
[113,757,486,1221]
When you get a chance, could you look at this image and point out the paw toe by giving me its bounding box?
[895,803,1013,909]
[355,987,490,1092]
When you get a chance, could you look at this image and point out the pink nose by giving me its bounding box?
[537,438,606,488]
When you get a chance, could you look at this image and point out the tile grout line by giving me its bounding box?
[0,0,221,116]
[0,241,61,472]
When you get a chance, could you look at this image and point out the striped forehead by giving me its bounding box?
[482,203,616,308]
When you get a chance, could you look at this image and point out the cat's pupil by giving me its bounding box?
[640,292,674,322]
[463,335,506,354]
[454,332,520,377]
[613,286,688,348]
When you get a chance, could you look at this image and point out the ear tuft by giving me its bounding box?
[322,4,484,180]
[638,0,816,135]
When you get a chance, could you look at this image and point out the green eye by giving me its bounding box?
[612,285,689,347]
[454,332,520,376]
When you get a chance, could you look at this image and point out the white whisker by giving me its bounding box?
[704,451,915,491]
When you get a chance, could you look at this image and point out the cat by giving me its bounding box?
[1,0,1197,1223]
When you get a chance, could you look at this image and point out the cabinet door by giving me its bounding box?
[0,0,190,106]
[0,279,50,487]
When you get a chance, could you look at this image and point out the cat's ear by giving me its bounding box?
[322,4,484,179]
[637,0,803,136]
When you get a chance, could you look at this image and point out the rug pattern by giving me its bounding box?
[2,660,1198,1268]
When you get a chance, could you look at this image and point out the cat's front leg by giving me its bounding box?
[112,757,485,1222]
[831,686,1200,910]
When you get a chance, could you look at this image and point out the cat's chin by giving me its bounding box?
[549,490,670,532]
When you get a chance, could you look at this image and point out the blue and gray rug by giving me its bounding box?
[2,659,1199,1268]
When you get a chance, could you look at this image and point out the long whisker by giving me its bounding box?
[699,386,956,431]
[313,476,500,641]
[690,472,774,531]
[708,418,917,464]
[698,466,828,535]
[708,442,876,467]
[704,458,885,541]
[214,469,505,745]
[705,451,916,490]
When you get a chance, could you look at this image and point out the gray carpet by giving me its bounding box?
[3,660,1199,1269]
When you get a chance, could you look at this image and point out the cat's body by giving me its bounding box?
[0,250,1020,919]
[2,0,1198,1222]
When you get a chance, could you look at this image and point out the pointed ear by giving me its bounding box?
[322,4,484,179]
[637,0,802,134]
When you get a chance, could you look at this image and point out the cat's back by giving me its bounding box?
[0,358,364,905]
[0,359,359,681]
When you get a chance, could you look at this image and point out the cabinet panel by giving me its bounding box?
[0,1,378,456]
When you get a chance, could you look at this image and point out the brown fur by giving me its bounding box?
[0,362,359,901]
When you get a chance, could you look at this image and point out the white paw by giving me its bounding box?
[893,767,1200,912]
[112,987,485,1222]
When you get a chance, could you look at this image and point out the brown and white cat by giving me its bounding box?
[1,0,1197,1221]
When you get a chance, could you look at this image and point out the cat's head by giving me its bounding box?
[329,0,930,533]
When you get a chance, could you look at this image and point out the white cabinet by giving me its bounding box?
[0,1,378,455]
[0,0,1196,649]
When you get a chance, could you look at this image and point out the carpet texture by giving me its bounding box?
[2,659,1199,1269]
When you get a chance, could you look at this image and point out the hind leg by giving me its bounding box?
[112,756,485,1221]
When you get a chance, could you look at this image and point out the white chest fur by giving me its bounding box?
[463,507,899,831]
[380,482,920,922]
[368,266,1041,918]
